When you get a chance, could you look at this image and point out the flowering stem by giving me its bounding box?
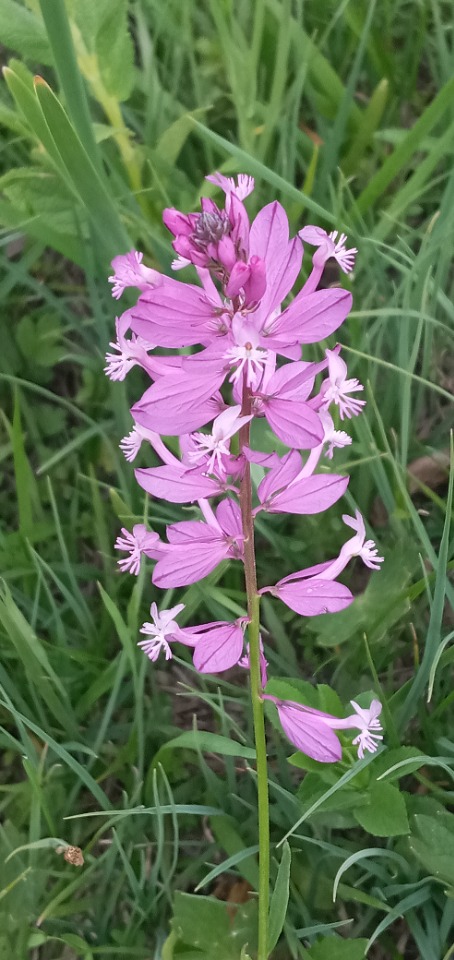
[239,387,270,960]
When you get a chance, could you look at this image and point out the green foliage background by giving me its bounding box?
[0,1,453,957]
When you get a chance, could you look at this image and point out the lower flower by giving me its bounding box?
[264,694,383,762]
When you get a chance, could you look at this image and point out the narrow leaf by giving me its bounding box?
[267,841,291,953]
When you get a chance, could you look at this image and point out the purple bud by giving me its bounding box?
[225,261,251,298]
[243,255,266,304]
[217,235,238,272]
[162,208,193,237]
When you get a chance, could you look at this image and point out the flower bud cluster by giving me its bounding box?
[106,173,384,764]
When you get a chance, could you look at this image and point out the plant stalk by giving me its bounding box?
[239,385,270,960]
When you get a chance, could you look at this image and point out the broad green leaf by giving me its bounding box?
[65,0,116,49]
[266,677,321,708]
[409,812,454,885]
[171,892,257,959]
[0,197,84,264]
[95,0,135,101]
[308,542,416,647]
[0,0,52,64]
[353,781,409,837]
[305,937,369,959]
[267,841,291,953]
[152,730,256,770]
[297,774,367,819]
[372,746,427,782]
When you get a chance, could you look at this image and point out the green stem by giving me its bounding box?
[239,388,270,960]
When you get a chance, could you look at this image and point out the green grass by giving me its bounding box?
[0,1,454,958]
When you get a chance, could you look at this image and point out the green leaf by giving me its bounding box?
[305,936,369,959]
[152,730,256,771]
[11,389,35,537]
[171,892,257,959]
[308,542,416,647]
[266,677,320,708]
[0,197,84,264]
[297,774,368,820]
[95,0,135,101]
[0,0,52,64]
[3,64,73,185]
[409,812,454,884]
[353,781,409,837]
[267,841,291,953]
[4,837,67,863]
[372,746,426,782]
[34,77,130,258]
[211,816,259,889]
[38,0,100,169]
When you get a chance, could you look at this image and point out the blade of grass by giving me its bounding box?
[191,120,335,222]
[398,437,453,729]
[34,77,130,258]
[38,0,100,170]
[353,73,454,216]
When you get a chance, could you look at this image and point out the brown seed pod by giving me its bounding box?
[61,845,84,866]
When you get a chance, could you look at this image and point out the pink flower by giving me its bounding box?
[188,405,252,475]
[183,617,249,673]
[335,699,384,759]
[319,410,352,459]
[131,275,222,349]
[264,695,382,763]
[260,511,382,614]
[104,310,155,382]
[152,498,244,587]
[299,226,358,274]
[138,602,248,672]
[131,367,226,436]
[119,421,168,462]
[108,250,160,299]
[261,565,353,617]
[252,357,327,450]
[138,602,187,660]
[256,450,349,515]
[135,462,223,503]
[225,255,267,306]
[328,510,384,573]
[114,524,164,575]
[205,172,255,205]
[320,349,366,420]
[106,174,384,772]
[163,181,250,275]
[224,319,269,388]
